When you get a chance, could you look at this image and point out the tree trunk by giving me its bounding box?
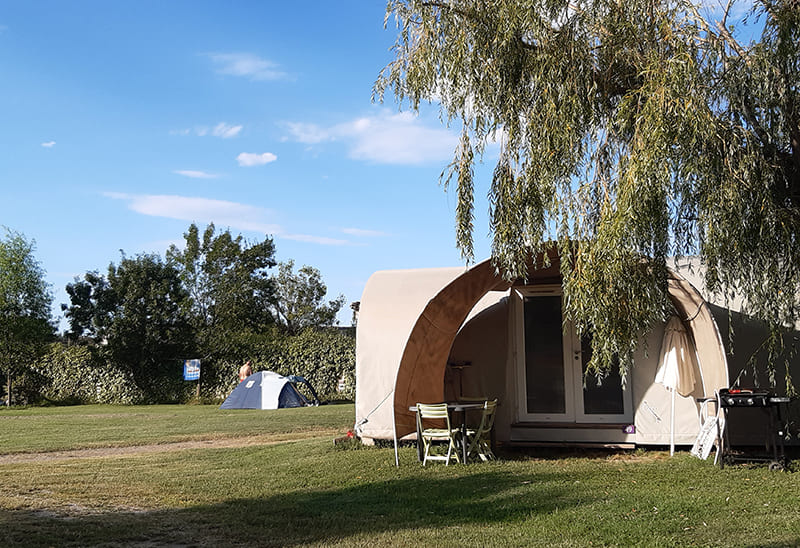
[5,373,10,407]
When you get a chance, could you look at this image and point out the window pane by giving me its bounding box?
[581,335,625,415]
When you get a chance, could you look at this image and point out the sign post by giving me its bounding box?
[183,359,201,398]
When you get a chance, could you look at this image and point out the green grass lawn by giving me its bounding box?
[2,404,799,547]
[0,403,348,453]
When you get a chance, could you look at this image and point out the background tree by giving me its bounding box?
[378,0,800,385]
[272,260,346,335]
[105,253,194,399]
[167,223,278,363]
[0,229,54,405]
[62,270,114,343]
[63,253,193,402]
[59,224,355,404]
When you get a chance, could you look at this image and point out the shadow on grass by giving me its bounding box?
[2,469,583,547]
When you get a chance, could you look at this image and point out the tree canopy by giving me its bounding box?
[272,260,346,335]
[0,229,54,404]
[167,223,277,362]
[64,253,194,400]
[60,223,351,402]
[378,0,800,385]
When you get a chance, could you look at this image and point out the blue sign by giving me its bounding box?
[183,359,201,381]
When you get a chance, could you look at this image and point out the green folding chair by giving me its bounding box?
[459,395,488,430]
[415,403,461,465]
[465,399,498,462]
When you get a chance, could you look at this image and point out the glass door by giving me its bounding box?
[517,287,575,421]
[572,331,630,422]
[516,288,631,423]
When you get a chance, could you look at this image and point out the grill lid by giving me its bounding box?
[719,388,774,407]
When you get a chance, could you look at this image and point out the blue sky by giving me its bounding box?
[0,1,495,329]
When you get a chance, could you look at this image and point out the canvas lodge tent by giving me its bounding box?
[355,251,737,449]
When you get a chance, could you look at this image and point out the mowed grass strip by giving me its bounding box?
[0,403,350,454]
[2,404,800,547]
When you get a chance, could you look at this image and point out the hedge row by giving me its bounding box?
[27,327,355,405]
[32,343,145,405]
[260,327,356,401]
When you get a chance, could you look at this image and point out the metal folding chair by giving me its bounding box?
[465,399,498,462]
[415,403,461,465]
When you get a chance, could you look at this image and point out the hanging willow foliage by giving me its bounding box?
[376,0,800,386]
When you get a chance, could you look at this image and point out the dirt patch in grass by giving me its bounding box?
[0,431,337,464]
[605,450,671,463]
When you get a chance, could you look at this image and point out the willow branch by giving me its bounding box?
[683,0,749,61]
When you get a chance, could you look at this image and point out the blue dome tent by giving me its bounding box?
[220,371,319,410]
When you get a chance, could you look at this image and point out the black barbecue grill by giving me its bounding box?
[717,388,790,470]
[719,388,780,408]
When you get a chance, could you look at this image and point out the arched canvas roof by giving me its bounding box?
[391,252,559,437]
[355,267,471,439]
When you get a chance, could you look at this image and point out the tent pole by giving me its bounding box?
[670,388,676,456]
[391,400,399,467]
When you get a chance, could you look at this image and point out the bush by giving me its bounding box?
[198,359,241,402]
[4,367,49,405]
[23,327,355,406]
[253,328,355,402]
[193,329,355,404]
[32,342,145,404]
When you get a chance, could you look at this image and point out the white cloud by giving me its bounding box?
[212,123,242,139]
[341,227,389,237]
[282,233,352,246]
[237,152,278,167]
[209,52,289,81]
[284,112,458,165]
[173,170,219,179]
[41,141,56,148]
[172,122,242,139]
[285,122,332,144]
[104,192,282,234]
[103,192,351,246]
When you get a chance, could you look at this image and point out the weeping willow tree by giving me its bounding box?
[376,0,800,387]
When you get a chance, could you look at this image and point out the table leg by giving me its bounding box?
[461,413,468,464]
[415,414,423,462]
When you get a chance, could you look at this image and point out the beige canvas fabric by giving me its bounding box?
[656,316,698,397]
[355,267,470,440]
[356,254,729,445]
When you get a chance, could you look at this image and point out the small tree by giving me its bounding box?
[272,260,346,335]
[62,270,113,343]
[105,253,194,399]
[63,253,194,402]
[167,223,278,364]
[0,229,54,405]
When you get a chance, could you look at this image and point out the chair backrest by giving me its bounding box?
[460,396,488,426]
[476,399,498,434]
[416,403,452,430]
[459,396,487,403]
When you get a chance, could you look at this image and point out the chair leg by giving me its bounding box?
[484,440,495,460]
